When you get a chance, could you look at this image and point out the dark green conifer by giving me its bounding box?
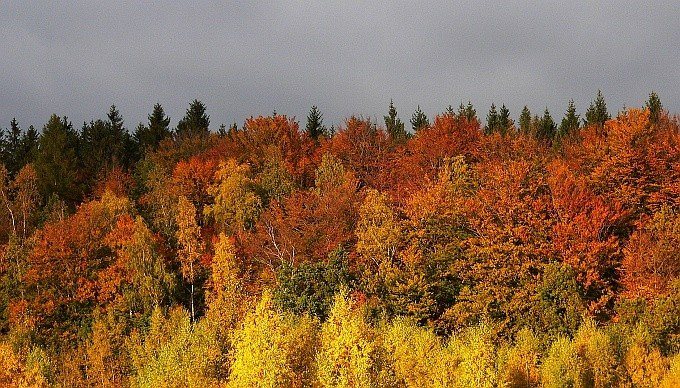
[585,90,610,127]
[305,105,327,141]
[384,100,407,141]
[410,105,429,132]
[558,99,580,139]
[646,91,663,124]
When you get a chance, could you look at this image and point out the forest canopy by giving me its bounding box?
[1,92,680,386]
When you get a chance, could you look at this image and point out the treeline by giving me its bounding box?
[0,91,679,386]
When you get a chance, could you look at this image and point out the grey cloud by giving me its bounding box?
[1,1,678,131]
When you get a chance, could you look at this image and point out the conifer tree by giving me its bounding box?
[4,118,23,176]
[585,90,610,127]
[646,91,663,124]
[20,125,38,168]
[558,99,580,139]
[537,108,557,141]
[498,104,512,136]
[485,103,499,135]
[34,114,81,202]
[459,101,477,122]
[411,105,429,132]
[176,99,210,138]
[519,106,532,135]
[135,103,172,151]
[305,105,327,141]
[445,105,455,116]
[384,100,407,141]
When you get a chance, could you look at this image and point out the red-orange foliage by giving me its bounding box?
[14,192,132,341]
[324,117,391,190]
[234,115,318,186]
[388,114,481,201]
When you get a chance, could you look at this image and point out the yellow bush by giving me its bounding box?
[498,328,541,387]
[229,291,319,387]
[316,289,381,388]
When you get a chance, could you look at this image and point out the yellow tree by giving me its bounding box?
[356,189,401,272]
[175,195,203,322]
[316,288,383,388]
[204,159,261,234]
[229,291,319,387]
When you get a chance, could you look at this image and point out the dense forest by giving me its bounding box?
[0,91,679,387]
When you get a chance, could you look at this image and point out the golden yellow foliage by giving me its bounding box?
[229,291,318,387]
[316,289,381,388]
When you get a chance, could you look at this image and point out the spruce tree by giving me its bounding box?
[485,103,499,135]
[585,90,610,127]
[135,103,171,151]
[20,125,38,167]
[458,101,477,122]
[499,104,511,136]
[218,124,227,137]
[384,100,407,141]
[107,105,132,166]
[411,105,429,132]
[5,118,23,175]
[537,108,557,141]
[445,105,455,116]
[646,91,663,124]
[558,99,580,139]
[519,106,532,135]
[176,99,210,138]
[305,105,327,141]
[34,115,81,202]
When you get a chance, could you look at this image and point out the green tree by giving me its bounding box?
[134,103,171,152]
[34,114,81,202]
[646,91,663,124]
[537,108,557,141]
[558,99,580,139]
[20,125,38,168]
[498,104,512,136]
[411,105,429,132]
[176,99,210,138]
[519,106,532,135]
[458,101,477,122]
[80,108,131,182]
[585,90,610,127]
[4,118,23,176]
[485,103,499,135]
[306,105,327,141]
[384,100,407,142]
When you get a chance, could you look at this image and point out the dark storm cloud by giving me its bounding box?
[1,1,679,131]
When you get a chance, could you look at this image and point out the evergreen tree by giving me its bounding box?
[498,105,512,136]
[34,114,81,202]
[384,100,407,141]
[536,108,557,142]
[445,105,455,116]
[218,124,227,137]
[4,118,23,176]
[558,100,580,139]
[135,103,172,151]
[485,103,499,135]
[176,99,210,138]
[20,125,38,167]
[305,105,327,141]
[646,91,663,124]
[585,90,610,127]
[458,101,477,122]
[81,105,131,180]
[410,105,429,132]
[108,105,133,166]
[519,106,532,135]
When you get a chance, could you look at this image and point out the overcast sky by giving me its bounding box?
[1,1,679,132]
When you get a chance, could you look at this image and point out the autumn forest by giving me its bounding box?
[1,92,680,387]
